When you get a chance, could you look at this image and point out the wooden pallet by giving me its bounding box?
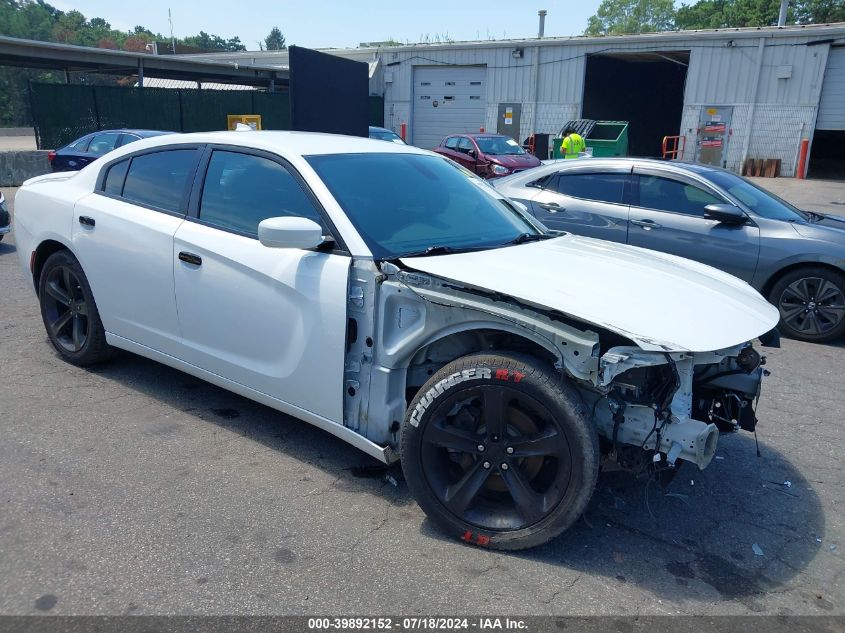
[742,158,781,177]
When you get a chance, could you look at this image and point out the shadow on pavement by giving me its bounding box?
[74,350,825,611]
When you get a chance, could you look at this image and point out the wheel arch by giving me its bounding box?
[761,259,845,299]
[400,323,562,396]
[32,238,74,292]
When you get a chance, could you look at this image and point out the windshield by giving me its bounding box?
[306,153,541,259]
[474,136,525,156]
[706,171,807,221]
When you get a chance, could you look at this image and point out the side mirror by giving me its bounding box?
[467,148,477,159]
[704,203,747,225]
[258,216,325,249]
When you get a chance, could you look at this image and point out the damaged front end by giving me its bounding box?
[367,262,770,475]
[593,343,766,474]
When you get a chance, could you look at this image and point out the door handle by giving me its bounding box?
[178,251,202,266]
[78,216,95,227]
[538,202,564,213]
[631,218,662,230]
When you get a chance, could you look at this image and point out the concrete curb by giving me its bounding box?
[0,127,35,137]
[0,151,52,187]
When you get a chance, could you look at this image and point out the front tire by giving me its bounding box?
[769,266,845,343]
[401,353,598,550]
[38,250,114,366]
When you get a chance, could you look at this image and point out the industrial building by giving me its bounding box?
[188,23,845,178]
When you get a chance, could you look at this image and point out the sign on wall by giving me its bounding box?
[695,106,733,167]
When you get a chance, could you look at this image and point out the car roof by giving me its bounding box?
[81,129,172,137]
[495,156,730,188]
[103,130,432,157]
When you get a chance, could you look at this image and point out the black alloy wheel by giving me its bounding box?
[420,385,571,531]
[42,264,89,353]
[38,250,114,365]
[771,267,845,343]
[402,353,598,550]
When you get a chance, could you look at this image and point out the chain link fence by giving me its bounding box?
[29,83,293,149]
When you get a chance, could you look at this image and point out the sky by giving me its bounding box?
[47,0,607,50]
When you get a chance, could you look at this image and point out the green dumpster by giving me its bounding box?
[552,120,629,158]
[585,121,628,157]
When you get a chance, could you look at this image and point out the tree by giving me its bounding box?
[675,0,780,29]
[675,0,845,29]
[585,0,676,35]
[264,26,286,50]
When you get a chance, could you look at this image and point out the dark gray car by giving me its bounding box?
[494,158,845,343]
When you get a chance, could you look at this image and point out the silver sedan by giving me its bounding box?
[494,158,845,343]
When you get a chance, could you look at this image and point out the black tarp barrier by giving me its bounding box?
[289,46,369,137]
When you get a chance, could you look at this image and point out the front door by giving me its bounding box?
[172,147,350,422]
[627,168,760,282]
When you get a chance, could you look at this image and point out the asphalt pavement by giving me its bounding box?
[0,182,843,616]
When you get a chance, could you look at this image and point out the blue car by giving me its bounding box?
[49,129,173,172]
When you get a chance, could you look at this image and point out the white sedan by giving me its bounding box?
[14,131,779,550]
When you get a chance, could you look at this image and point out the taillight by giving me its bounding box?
[47,150,56,163]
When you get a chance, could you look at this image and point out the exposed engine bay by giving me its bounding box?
[591,343,766,476]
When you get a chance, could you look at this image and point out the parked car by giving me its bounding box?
[494,158,845,343]
[368,126,406,144]
[0,190,9,241]
[433,133,541,179]
[49,129,172,172]
[14,132,777,550]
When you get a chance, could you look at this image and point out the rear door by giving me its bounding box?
[172,146,351,422]
[528,167,631,243]
[71,146,201,356]
[627,167,760,282]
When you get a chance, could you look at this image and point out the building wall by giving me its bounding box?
[678,35,831,175]
[186,27,845,175]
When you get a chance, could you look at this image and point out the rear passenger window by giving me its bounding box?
[68,136,91,151]
[103,159,129,196]
[551,172,627,204]
[87,132,122,157]
[122,149,197,213]
[199,151,323,237]
[445,137,459,150]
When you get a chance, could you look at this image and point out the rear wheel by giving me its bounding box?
[401,353,598,550]
[770,266,845,343]
[38,250,114,366]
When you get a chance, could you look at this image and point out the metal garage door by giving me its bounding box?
[817,47,845,130]
[412,66,487,149]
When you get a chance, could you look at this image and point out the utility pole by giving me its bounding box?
[169,8,177,54]
[778,0,788,26]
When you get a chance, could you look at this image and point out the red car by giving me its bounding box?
[433,133,541,179]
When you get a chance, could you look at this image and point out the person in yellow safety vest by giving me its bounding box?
[562,126,586,159]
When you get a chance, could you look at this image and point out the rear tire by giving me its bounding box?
[769,266,845,343]
[38,250,115,366]
[401,352,598,550]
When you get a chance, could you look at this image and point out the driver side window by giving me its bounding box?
[199,150,324,237]
[636,175,724,216]
[457,138,475,155]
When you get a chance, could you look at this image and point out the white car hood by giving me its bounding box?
[401,234,779,352]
